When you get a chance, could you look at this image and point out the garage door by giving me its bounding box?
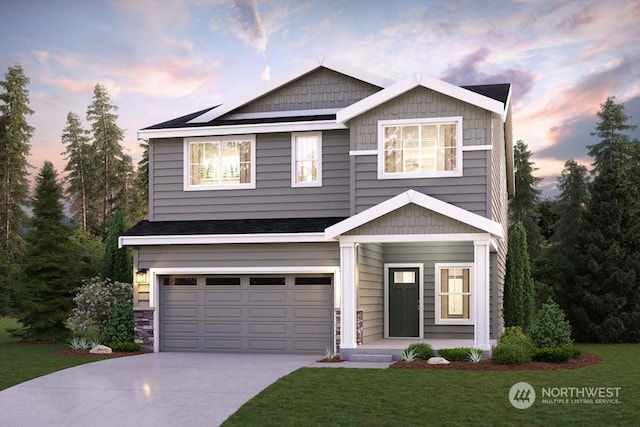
[159,274,334,354]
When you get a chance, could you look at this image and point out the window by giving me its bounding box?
[206,276,241,286]
[378,117,462,179]
[250,277,286,286]
[161,276,198,286]
[435,264,472,324]
[185,135,255,190]
[292,132,322,187]
[295,275,332,286]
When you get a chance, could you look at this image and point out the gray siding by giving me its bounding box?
[348,86,492,217]
[346,204,483,236]
[383,242,475,340]
[358,243,384,344]
[234,67,381,113]
[490,112,509,336]
[149,130,351,221]
[135,242,340,305]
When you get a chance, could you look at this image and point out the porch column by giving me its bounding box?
[473,240,491,351]
[339,241,358,349]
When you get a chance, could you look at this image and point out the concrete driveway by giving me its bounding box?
[0,352,318,427]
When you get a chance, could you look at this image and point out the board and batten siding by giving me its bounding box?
[149,130,351,221]
[383,242,476,340]
[134,242,340,306]
[347,86,493,217]
[357,243,384,344]
[234,67,382,113]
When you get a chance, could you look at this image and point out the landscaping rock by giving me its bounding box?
[427,357,450,365]
[89,344,112,354]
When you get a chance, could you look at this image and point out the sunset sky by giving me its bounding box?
[1,0,639,196]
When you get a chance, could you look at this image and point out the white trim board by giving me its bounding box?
[137,120,345,140]
[119,232,327,248]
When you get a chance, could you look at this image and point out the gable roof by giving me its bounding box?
[137,62,512,140]
[336,74,511,124]
[186,58,394,125]
[325,189,503,239]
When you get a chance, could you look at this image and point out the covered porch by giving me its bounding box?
[325,190,505,361]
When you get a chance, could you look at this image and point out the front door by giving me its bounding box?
[388,267,420,337]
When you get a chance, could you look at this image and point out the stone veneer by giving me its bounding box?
[335,309,363,350]
[134,307,155,351]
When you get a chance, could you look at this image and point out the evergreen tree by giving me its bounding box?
[0,64,33,260]
[550,159,590,320]
[503,221,535,332]
[509,140,542,261]
[0,64,33,316]
[61,111,94,232]
[573,97,640,342]
[101,208,132,283]
[12,162,75,340]
[86,84,125,233]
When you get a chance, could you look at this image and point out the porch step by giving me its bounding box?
[349,354,394,363]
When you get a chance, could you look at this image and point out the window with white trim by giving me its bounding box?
[378,117,462,179]
[184,135,255,190]
[435,263,473,324]
[291,132,322,187]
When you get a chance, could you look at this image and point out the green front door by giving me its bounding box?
[388,267,420,337]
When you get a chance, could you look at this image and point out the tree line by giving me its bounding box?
[506,96,640,343]
[0,64,147,338]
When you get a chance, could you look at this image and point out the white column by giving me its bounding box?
[473,240,491,351]
[340,241,358,349]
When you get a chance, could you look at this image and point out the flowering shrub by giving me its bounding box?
[67,277,132,340]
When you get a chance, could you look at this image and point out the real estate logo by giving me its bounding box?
[509,382,536,409]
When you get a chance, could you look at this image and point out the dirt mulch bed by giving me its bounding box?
[51,348,152,358]
[389,352,602,371]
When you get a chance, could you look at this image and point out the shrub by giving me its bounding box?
[103,301,134,345]
[438,347,472,362]
[529,298,573,348]
[499,326,535,355]
[67,277,132,341]
[405,343,435,360]
[533,347,582,363]
[69,336,91,350]
[110,342,142,352]
[492,343,532,365]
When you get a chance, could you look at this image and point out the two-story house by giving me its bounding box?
[120,59,514,359]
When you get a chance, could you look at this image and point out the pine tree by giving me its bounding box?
[86,84,125,233]
[61,111,94,232]
[573,97,640,342]
[0,64,33,260]
[12,162,75,340]
[101,208,132,283]
[509,140,542,261]
[503,221,535,332]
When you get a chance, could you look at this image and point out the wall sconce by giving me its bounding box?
[136,269,149,284]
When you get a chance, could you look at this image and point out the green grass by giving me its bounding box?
[0,317,112,391]
[224,344,639,426]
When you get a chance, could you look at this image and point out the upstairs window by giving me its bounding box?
[378,117,462,179]
[291,132,322,187]
[185,135,255,190]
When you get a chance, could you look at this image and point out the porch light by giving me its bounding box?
[136,269,149,284]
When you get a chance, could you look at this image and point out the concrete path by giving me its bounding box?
[0,353,321,427]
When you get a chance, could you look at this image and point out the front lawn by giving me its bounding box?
[224,344,639,426]
[0,317,112,391]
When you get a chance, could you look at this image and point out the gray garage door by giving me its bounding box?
[159,274,334,354]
